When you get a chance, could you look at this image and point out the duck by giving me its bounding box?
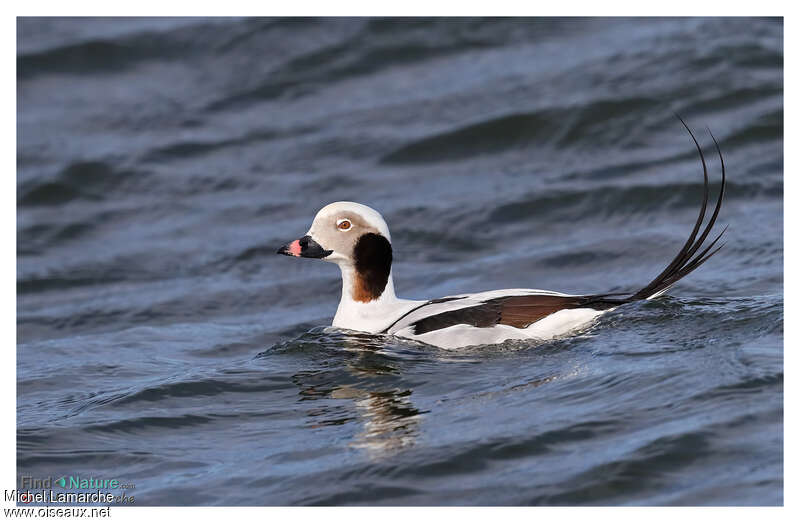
[277,121,726,349]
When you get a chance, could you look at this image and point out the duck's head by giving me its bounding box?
[277,201,393,302]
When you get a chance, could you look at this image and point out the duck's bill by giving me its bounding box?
[277,235,333,259]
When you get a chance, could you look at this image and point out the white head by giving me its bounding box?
[277,202,394,303]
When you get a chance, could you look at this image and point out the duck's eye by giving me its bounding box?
[337,219,352,231]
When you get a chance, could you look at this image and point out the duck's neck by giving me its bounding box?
[332,263,420,333]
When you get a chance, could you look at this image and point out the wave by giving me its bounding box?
[380,99,779,166]
[19,161,143,207]
[532,431,712,505]
[18,18,234,80]
[204,18,587,112]
[140,125,315,163]
[486,179,773,224]
[379,98,654,164]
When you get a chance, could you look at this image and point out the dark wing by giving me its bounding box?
[410,294,624,335]
[496,294,623,328]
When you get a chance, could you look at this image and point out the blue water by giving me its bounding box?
[18,17,782,505]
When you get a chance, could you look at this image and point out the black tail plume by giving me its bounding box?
[625,116,727,301]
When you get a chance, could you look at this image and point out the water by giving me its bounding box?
[17,17,782,505]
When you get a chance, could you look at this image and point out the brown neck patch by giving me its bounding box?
[352,233,392,303]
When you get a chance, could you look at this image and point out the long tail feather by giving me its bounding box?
[626,117,727,301]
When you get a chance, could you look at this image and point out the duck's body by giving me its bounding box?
[371,289,611,349]
[278,121,726,349]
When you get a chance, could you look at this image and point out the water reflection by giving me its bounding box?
[289,331,427,459]
[332,386,422,459]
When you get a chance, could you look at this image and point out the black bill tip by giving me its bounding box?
[276,235,332,259]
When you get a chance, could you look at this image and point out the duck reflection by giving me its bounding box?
[291,331,426,459]
[332,386,421,458]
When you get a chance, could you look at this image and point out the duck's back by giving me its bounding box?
[384,289,624,349]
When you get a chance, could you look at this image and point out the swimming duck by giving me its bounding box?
[277,121,726,349]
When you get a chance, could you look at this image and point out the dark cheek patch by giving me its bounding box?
[352,233,392,302]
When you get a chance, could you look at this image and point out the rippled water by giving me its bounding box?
[18,17,782,505]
